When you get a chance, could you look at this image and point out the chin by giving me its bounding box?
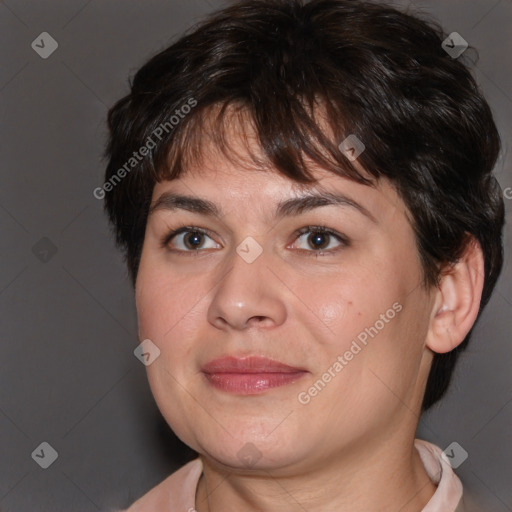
[185,420,309,471]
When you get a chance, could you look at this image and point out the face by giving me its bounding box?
[135,123,436,476]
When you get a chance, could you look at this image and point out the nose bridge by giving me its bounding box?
[207,237,286,330]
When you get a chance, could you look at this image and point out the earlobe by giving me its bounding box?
[426,237,485,354]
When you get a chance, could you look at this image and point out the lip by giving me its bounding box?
[202,356,306,373]
[201,356,308,394]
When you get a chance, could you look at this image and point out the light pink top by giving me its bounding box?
[118,439,464,511]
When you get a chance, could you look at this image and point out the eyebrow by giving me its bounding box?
[148,191,377,223]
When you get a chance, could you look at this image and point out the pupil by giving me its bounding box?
[310,232,328,249]
[186,232,203,249]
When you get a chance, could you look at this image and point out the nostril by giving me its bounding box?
[248,315,267,325]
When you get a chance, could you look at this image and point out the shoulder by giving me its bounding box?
[120,458,203,512]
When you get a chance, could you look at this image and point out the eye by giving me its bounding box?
[161,225,349,256]
[290,226,348,254]
[162,227,220,253]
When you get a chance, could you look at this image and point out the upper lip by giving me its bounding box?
[201,356,307,374]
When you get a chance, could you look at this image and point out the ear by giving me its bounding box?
[425,236,485,354]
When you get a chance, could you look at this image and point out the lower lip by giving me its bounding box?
[203,372,307,394]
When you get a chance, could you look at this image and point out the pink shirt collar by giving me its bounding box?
[414,439,464,511]
[121,439,464,511]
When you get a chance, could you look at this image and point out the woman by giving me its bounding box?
[103,1,505,510]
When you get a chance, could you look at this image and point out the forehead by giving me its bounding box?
[155,102,408,223]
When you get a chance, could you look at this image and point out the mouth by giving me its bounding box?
[201,356,308,394]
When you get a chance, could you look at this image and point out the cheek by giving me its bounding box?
[136,276,169,341]
[135,269,203,432]
[314,271,387,342]
[136,261,203,341]
[135,262,215,400]
[314,295,349,331]
[313,266,419,382]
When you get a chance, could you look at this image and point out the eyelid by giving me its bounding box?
[160,226,219,251]
[292,225,349,243]
[161,226,211,245]
[289,225,349,254]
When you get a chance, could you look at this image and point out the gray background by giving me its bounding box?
[0,0,511,511]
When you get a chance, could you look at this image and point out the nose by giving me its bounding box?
[206,244,287,331]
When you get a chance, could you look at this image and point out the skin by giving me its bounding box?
[135,114,484,512]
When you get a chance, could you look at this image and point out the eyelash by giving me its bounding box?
[160,225,349,257]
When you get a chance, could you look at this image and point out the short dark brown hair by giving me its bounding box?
[103,0,504,411]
